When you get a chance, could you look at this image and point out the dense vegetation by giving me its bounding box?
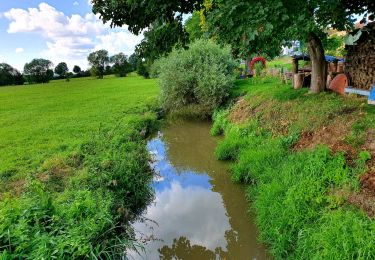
[211,77,375,259]
[0,63,24,86]
[156,40,236,117]
[0,75,159,258]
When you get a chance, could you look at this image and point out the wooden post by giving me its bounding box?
[294,72,304,89]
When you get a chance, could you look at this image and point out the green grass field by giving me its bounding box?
[0,75,160,258]
[0,75,158,184]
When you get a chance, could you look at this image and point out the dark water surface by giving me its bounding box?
[128,120,268,259]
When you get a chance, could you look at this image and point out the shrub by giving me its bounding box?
[157,39,237,115]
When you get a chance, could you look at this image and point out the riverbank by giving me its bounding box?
[212,77,375,259]
[0,75,160,258]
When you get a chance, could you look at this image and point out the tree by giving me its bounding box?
[136,60,149,79]
[54,62,69,79]
[135,20,189,62]
[24,58,53,84]
[185,11,204,42]
[87,50,109,79]
[93,0,375,93]
[73,65,82,75]
[205,0,375,93]
[110,53,131,77]
[128,53,140,72]
[92,0,203,34]
[92,1,200,64]
[0,63,24,86]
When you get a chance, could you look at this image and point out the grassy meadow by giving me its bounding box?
[212,77,375,259]
[0,75,158,187]
[0,75,160,258]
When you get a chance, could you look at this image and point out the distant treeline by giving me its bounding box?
[0,50,147,87]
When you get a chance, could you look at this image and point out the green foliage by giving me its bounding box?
[157,39,237,115]
[205,0,375,58]
[210,109,230,136]
[0,75,159,258]
[73,65,81,75]
[136,61,150,79]
[87,50,110,79]
[0,63,24,86]
[213,78,375,259]
[324,34,346,57]
[24,58,53,84]
[136,20,189,63]
[54,62,69,78]
[128,53,140,72]
[92,0,202,65]
[92,0,203,35]
[110,53,131,77]
[185,11,204,42]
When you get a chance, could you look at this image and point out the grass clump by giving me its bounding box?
[213,78,375,259]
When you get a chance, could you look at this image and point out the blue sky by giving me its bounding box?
[0,1,143,71]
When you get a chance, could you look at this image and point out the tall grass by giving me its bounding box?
[212,78,375,259]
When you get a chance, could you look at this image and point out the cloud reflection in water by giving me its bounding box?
[128,134,231,259]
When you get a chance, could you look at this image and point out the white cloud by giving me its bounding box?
[15,48,24,53]
[3,2,142,69]
[129,182,231,259]
[73,1,79,6]
[95,31,143,56]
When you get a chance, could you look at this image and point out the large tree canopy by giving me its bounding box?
[93,0,375,93]
[110,52,131,77]
[135,20,189,62]
[92,0,203,34]
[92,0,200,63]
[88,50,109,79]
[54,62,69,78]
[205,0,375,92]
[24,58,53,84]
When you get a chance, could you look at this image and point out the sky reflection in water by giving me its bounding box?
[128,121,267,260]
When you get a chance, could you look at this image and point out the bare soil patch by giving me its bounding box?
[229,98,255,124]
[294,117,357,157]
[348,187,375,218]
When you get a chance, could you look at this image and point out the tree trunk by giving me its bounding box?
[308,32,327,93]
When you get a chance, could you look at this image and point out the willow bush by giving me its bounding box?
[156,39,237,116]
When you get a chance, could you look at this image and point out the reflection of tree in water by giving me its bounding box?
[157,230,242,260]
[158,237,218,260]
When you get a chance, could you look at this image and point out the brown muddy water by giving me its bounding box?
[128,120,268,259]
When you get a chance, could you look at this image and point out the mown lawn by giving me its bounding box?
[0,75,160,258]
[0,75,158,184]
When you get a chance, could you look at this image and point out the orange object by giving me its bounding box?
[329,73,349,95]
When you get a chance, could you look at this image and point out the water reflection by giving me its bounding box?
[128,121,268,260]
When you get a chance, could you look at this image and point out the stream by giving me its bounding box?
[128,120,268,259]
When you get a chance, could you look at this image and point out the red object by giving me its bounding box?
[329,73,349,95]
[249,57,266,74]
